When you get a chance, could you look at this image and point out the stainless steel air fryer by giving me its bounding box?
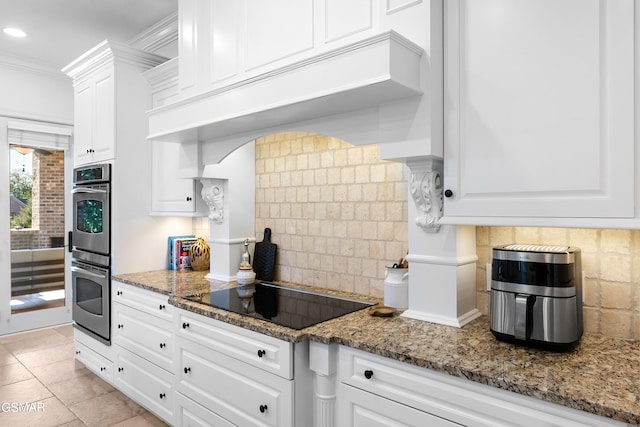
[490,244,582,350]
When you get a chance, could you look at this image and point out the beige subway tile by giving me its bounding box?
[302,235,314,251]
[334,149,348,166]
[386,202,404,222]
[599,254,632,282]
[385,241,404,264]
[333,221,348,238]
[320,151,335,169]
[347,222,362,239]
[386,163,404,182]
[362,183,378,201]
[348,147,363,165]
[370,164,386,182]
[333,255,347,273]
[489,227,515,246]
[582,307,600,334]
[269,142,280,157]
[315,169,327,186]
[279,140,291,156]
[538,228,569,245]
[302,136,315,152]
[362,145,379,163]
[514,227,540,244]
[296,187,308,203]
[632,230,640,253]
[582,278,600,307]
[355,203,370,221]
[308,152,321,169]
[302,169,314,186]
[340,239,355,257]
[476,291,490,315]
[285,155,297,171]
[327,167,341,184]
[354,276,370,296]
[362,221,378,241]
[476,268,487,291]
[580,252,599,280]
[370,240,385,259]
[370,203,386,221]
[347,257,362,275]
[327,137,345,150]
[600,310,632,340]
[601,282,632,310]
[355,165,370,183]
[291,170,303,186]
[348,184,363,202]
[601,229,631,254]
[341,203,355,220]
[362,258,378,278]
[476,226,489,246]
[394,182,407,201]
[341,167,355,184]
[393,222,408,242]
[378,183,395,201]
[296,154,308,170]
[370,277,384,298]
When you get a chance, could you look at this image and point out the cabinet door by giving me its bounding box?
[176,392,235,427]
[177,337,293,427]
[113,303,174,372]
[443,0,635,220]
[338,384,459,427]
[73,81,94,165]
[75,340,113,384]
[115,347,175,425]
[91,67,116,163]
[151,140,200,214]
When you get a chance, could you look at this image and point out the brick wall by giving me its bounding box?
[477,227,640,340]
[11,150,65,250]
[255,132,408,298]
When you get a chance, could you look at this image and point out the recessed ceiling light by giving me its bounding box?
[3,27,27,38]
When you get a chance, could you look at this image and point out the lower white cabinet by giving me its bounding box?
[174,308,312,427]
[74,328,114,384]
[115,346,175,423]
[112,281,176,425]
[338,383,459,427]
[337,346,626,427]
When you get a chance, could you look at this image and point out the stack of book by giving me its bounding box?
[167,235,198,270]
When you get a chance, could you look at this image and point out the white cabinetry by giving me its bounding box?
[74,328,114,384]
[112,281,176,425]
[337,346,625,427]
[73,66,115,165]
[64,40,168,167]
[443,0,636,226]
[174,309,311,427]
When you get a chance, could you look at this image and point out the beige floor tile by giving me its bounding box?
[0,396,77,427]
[70,390,146,427]
[0,345,20,366]
[54,324,75,337]
[110,412,170,427]
[16,341,76,369]
[0,378,52,403]
[48,373,115,406]
[28,358,90,386]
[0,328,59,345]
[59,419,88,427]
[0,361,34,386]
[3,331,71,355]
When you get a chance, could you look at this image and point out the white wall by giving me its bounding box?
[0,58,73,124]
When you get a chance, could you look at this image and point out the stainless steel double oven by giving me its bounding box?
[71,164,111,345]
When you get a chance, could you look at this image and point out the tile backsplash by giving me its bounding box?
[254,132,408,298]
[476,227,640,341]
[200,132,639,341]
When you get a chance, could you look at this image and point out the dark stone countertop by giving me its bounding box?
[113,269,640,425]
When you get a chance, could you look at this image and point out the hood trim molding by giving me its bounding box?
[147,30,424,144]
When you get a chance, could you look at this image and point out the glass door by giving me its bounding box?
[0,118,73,335]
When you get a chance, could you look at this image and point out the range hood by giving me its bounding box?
[147,31,424,146]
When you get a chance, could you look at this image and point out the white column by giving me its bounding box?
[309,342,338,427]
[403,156,481,327]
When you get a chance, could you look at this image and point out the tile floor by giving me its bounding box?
[0,324,168,427]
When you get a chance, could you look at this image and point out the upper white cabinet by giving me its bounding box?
[443,0,636,226]
[73,67,115,165]
[63,40,168,166]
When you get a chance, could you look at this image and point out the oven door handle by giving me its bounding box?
[70,266,107,279]
[72,187,107,195]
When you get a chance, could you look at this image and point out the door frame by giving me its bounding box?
[1,117,74,335]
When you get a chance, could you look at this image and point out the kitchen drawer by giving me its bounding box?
[176,392,235,427]
[176,309,292,379]
[75,339,113,384]
[177,337,293,427]
[112,281,173,321]
[113,302,174,372]
[338,382,460,427]
[339,347,622,427]
[115,346,175,425]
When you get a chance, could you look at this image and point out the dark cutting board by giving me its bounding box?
[253,228,277,281]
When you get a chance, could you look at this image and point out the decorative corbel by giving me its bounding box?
[200,179,225,224]
[407,156,443,233]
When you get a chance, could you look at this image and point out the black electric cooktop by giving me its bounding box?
[184,282,373,330]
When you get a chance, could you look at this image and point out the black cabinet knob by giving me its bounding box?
[75,350,80,355]
[257,349,266,358]
[100,367,105,372]
[259,404,268,413]
[184,367,191,374]
[444,189,453,198]
[182,322,190,329]
[159,343,166,349]
[159,304,165,310]
[159,393,166,399]
[117,324,123,329]
[186,196,192,202]
[116,291,122,296]
[118,367,124,372]
[364,370,374,379]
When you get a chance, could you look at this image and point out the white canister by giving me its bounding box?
[384,267,408,309]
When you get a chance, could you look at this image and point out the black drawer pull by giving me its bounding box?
[257,349,266,358]
[159,304,166,310]
[184,367,191,374]
[100,367,105,372]
[118,367,124,372]
[75,350,80,355]
[117,324,123,329]
[159,393,166,399]
[116,290,122,295]
[259,404,268,413]
[159,343,166,349]
[186,196,192,201]
[182,322,190,329]
[364,370,374,379]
